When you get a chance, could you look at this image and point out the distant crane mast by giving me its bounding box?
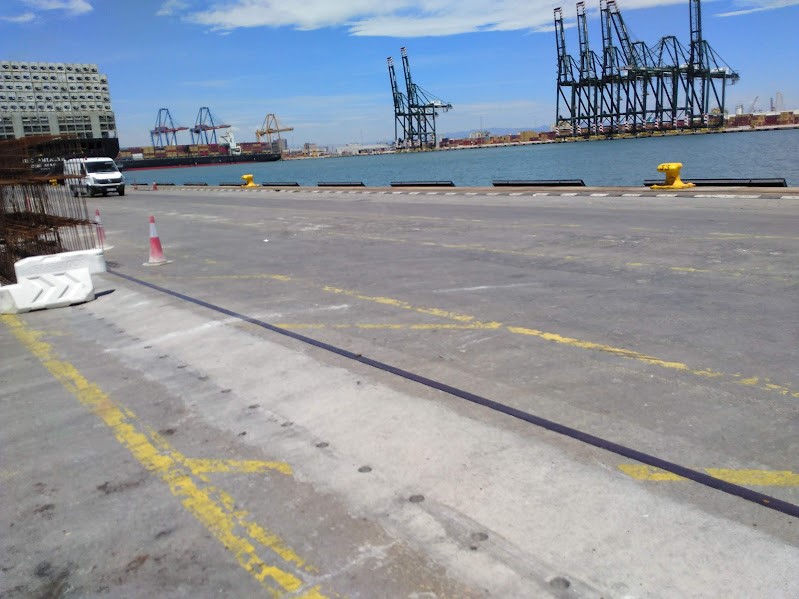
[150,108,188,146]
[387,57,408,146]
[255,114,294,144]
[190,107,230,145]
[554,7,578,134]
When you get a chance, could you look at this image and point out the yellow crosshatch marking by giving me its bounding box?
[252,275,799,400]
[2,314,328,599]
[619,464,799,487]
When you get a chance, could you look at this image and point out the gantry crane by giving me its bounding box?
[190,107,230,145]
[554,0,738,137]
[255,114,293,144]
[555,7,579,135]
[150,108,188,146]
[387,47,452,150]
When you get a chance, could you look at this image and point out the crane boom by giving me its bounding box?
[255,114,294,143]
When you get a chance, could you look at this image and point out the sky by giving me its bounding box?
[1,0,798,148]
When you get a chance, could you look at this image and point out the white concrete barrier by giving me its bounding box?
[0,268,95,314]
[14,249,106,280]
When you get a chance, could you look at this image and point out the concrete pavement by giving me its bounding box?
[2,186,798,597]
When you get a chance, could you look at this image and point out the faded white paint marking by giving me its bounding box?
[434,283,538,293]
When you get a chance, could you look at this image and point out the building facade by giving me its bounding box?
[0,61,116,141]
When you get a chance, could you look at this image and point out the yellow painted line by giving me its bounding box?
[284,280,798,400]
[0,469,18,481]
[322,285,478,323]
[2,314,327,598]
[184,458,293,476]
[670,266,711,273]
[708,232,799,241]
[619,464,799,487]
[138,270,799,399]
[505,326,706,372]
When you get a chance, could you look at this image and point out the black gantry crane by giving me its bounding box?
[387,56,408,147]
[190,107,230,145]
[555,7,579,135]
[387,47,452,149]
[150,108,188,146]
[554,0,739,137]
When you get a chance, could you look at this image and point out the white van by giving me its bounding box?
[64,157,125,197]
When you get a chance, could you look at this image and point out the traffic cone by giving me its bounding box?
[94,209,114,250]
[152,181,158,191]
[143,215,170,266]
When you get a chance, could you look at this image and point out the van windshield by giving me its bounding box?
[86,161,118,173]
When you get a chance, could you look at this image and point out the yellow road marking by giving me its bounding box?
[2,314,327,598]
[669,266,711,273]
[185,458,293,476]
[0,469,18,481]
[619,464,799,486]
[708,232,799,241]
[322,285,480,323]
[259,277,799,400]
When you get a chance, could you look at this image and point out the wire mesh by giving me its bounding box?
[0,136,97,284]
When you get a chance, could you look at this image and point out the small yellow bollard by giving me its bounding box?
[650,162,695,190]
[241,174,258,187]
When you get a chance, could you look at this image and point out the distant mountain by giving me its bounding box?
[441,125,551,139]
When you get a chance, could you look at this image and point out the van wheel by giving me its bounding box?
[102,189,108,197]
[118,186,125,196]
[70,185,78,197]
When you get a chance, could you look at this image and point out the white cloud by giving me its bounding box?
[715,0,799,17]
[169,0,698,36]
[0,12,36,23]
[22,0,93,15]
[157,0,189,17]
[166,1,799,35]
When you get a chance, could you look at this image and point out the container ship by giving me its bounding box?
[116,138,280,171]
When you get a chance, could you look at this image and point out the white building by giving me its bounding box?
[0,61,116,141]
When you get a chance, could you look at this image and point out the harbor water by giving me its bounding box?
[124,128,799,188]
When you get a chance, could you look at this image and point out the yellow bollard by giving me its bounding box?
[650,162,695,190]
[241,174,258,187]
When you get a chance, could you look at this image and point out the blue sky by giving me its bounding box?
[1,0,798,148]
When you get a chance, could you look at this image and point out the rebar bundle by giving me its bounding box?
[0,136,97,283]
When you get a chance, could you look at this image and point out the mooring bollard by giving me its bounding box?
[650,162,695,190]
[241,174,258,187]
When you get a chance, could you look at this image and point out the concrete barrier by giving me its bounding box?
[14,249,106,280]
[0,268,95,314]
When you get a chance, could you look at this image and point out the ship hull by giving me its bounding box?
[116,152,280,171]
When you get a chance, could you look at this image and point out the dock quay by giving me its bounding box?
[3,186,798,598]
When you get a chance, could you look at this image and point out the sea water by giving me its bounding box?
[125,128,799,188]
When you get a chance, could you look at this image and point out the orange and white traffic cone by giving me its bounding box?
[143,215,170,266]
[152,181,158,191]
[94,209,113,250]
